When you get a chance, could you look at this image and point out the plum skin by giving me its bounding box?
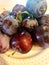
[10,32,33,53]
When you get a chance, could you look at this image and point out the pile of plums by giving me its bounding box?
[0,0,48,53]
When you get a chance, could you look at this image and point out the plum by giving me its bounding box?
[2,16,20,35]
[0,34,10,53]
[10,31,33,53]
[12,4,25,14]
[22,18,38,29]
[26,0,47,18]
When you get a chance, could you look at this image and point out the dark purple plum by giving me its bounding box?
[31,26,46,47]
